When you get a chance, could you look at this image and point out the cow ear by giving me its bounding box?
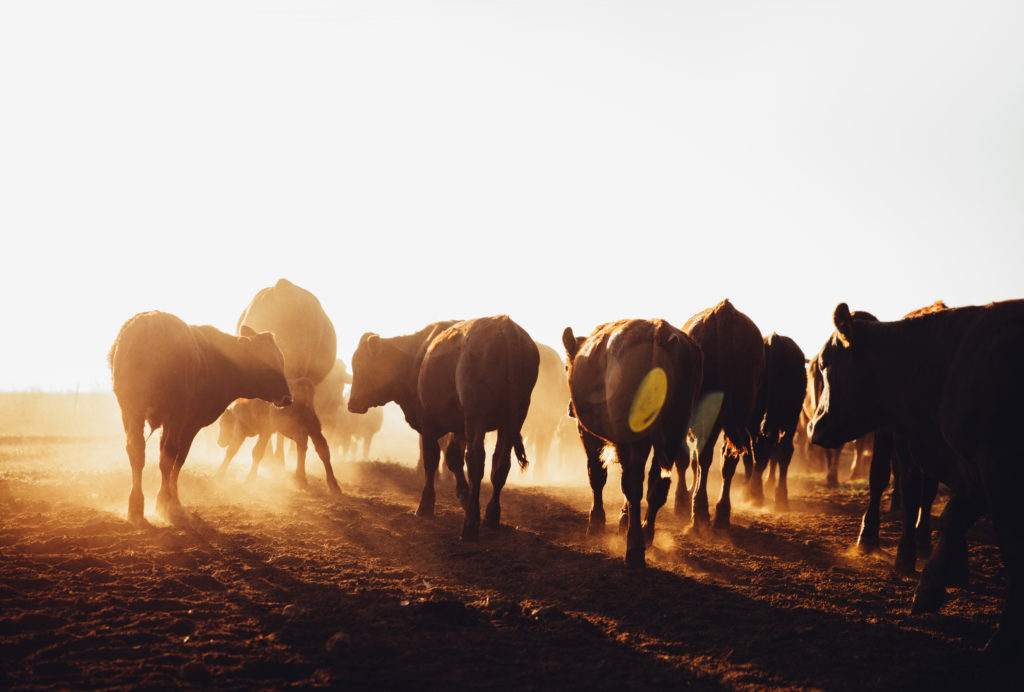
[240,325,257,338]
[562,327,579,362]
[362,333,381,356]
[833,303,854,347]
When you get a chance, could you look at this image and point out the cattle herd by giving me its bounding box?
[107,278,1024,657]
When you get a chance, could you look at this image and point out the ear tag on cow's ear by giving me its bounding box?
[688,391,725,456]
[629,367,668,433]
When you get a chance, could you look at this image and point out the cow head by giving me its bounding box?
[348,332,393,414]
[808,303,878,448]
[239,325,292,407]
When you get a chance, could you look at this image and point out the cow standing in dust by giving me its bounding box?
[237,279,341,492]
[563,319,702,568]
[109,311,292,524]
[520,342,572,480]
[333,394,384,460]
[679,299,765,529]
[809,299,1024,656]
[742,333,806,510]
[348,316,539,542]
[215,378,335,489]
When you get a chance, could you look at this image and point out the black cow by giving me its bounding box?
[809,299,1024,655]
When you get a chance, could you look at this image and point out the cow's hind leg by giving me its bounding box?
[691,424,722,530]
[774,436,794,510]
[417,434,442,518]
[713,440,744,529]
[825,448,840,488]
[159,428,195,524]
[581,427,608,536]
[746,444,768,507]
[917,475,937,558]
[310,429,341,494]
[461,427,487,542]
[247,434,271,481]
[483,431,513,529]
[621,443,648,568]
[979,450,1024,657]
[641,443,666,545]
[215,434,244,479]
[442,435,469,509]
[122,410,147,524]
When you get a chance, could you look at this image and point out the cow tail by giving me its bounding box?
[513,433,529,470]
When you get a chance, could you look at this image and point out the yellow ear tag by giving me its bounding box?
[628,367,668,433]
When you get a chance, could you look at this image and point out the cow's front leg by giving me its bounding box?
[913,493,984,614]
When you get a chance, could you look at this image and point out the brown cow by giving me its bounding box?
[333,393,384,460]
[520,342,572,480]
[563,319,702,567]
[809,299,1024,655]
[743,333,806,510]
[349,316,539,542]
[215,378,340,492]
[678,299,764,529]
[238,279,338,470]
[109,311,292,523]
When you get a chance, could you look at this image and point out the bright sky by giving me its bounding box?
[2,0,1022,391]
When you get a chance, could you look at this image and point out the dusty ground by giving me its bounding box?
[0,421,1014,690]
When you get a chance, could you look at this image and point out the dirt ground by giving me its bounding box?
[0,403,1015,690]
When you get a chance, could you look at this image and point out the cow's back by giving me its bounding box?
[419,316,539,433]
[569,319,700,445]
[941,300,1024,461]
[237,279,337,384]
[760,333,807,436]
[110,311,202,428]
[684,299,764,430]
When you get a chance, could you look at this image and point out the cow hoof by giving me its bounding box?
[893,553,916,577]
[293,475,308,488]
[483,508,500,530]
[415,503,435,519]
[617,513,628,535]
[327,482,342,496]
[712,506,731,530]
[826,476,839,489]
[586,521,605,538]
[910,581,946,614]
[857,533,881,554]
[625,546,646,569]
[642,522,655,546]
[691,511,711,532]
[774,496,789,512]
[128,494,144,524]
[461,524,480,543]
